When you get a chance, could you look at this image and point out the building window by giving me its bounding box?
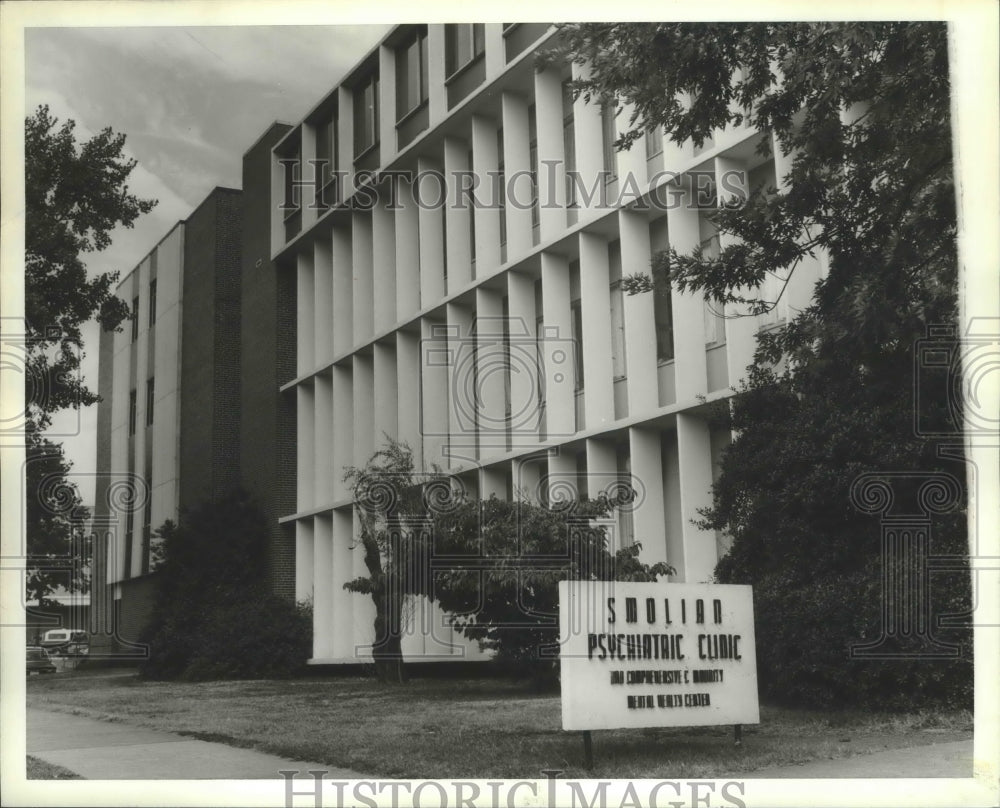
[128,389,137,436]
[141,483,152,574]
[562,82,576,208]
[528,104,539,233]
[396,26,429,121]
[131,296,140,342]
[650,218,674,361]
[445,24,485,77]
[148,279,157,327]
[601,101,618,181]
[496,127,506,251]
[123,509,134,579]
[315,115,338,209]
[282,144,302,241]
[571,298,584,391]
[353,72,379,158]
[145,378,155,426]
[609,240,627,380]
[645,124,664,159]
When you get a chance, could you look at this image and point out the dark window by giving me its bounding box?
[145,378,154,426]
[141,482,152,573]
[562,82,576,207]
[396,26,429,120]
[315,116,337,208]
[131,296,140,341]
[571,298,584,391]
[601,101,618,180]
[496,128,506,249]
[123,510,134,579]
[645,124,664,159]
[445,24,485,77]
[282,143,302,240]
[128,390,137,436]
[528,105,539,231]
[148,279,157,327]
[354,72,380,158]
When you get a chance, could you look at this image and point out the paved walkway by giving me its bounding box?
[27,708,366,780]
[28,708,973,780]
[749,738,973,779]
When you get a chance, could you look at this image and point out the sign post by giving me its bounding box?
[558,581,760,765]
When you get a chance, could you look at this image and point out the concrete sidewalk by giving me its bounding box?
[748,738,973,779]
[27,708,366,780]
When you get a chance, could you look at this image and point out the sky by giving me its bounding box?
[26,23,392,502]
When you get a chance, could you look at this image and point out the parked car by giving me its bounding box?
[26,646,57,675]
[40,629,89,656]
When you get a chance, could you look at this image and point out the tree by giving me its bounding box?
[344,439,672,684]
[25,104,157,428]
[343,440,448,683]
[23,104,157,604]
[431,495,672,681]
[552,23,969,707]
[139,490,312,680]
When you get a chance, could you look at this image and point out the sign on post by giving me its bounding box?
[558,581,760,731]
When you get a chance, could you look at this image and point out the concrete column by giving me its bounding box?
[716,155,756,386]
[301,123,319,230]
[571,62,606,218]
[475,287,507,458]
[676,412,717,582]
[585,438,618,503]
[667,182,708,403]
[615,101,646,200]
[540,252,575,438]
[416,157,446,307]
[337,86,355,201]
[352,353,375,467]
[331,508,355,658]
[314,239,333,367]
[471,115,502,277]
[295,519,314,603]
[351,508,375,657]
[331,226,353,356]
[314,371,333,505]
[312,514,333,658]
[297,383,315,512]
[396,330,422,470]
[352,211,374,344]
[394,174,421,319]
[426,24,447,124]
[446,303,476,466]
[629,426,667,564]
[373,341,398,443]
[579,231,615,428]
[270,150,285,251]
[484,23,504,78]
[297,252,315,375]
[619,209,658,413]
[480,466,507,499]
[378,44,395,161]
[420,318,450,470]
[373,196,397,333]
[331,363,353,502]
[513,455,544,503]
[506,271,540,448]
[546,447,578,507]
[501,91,534,262]
[444,137,473,292]
[533,67,567,239]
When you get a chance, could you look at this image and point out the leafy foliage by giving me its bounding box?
[24,431,90,606]
[553,23,969,708]
[139,491,311,680]
[23,105,156,604]
[25,104,157,428]
[431,496,672,680]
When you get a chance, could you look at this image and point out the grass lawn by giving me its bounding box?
[27,755,83,780]
[26,670,971,779]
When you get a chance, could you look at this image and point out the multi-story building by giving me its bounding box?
[270,23,827,664]
[92,187,244,651]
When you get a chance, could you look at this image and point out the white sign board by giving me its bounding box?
[558,581,760,731]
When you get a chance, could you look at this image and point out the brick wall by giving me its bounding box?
[240,123,297,599]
